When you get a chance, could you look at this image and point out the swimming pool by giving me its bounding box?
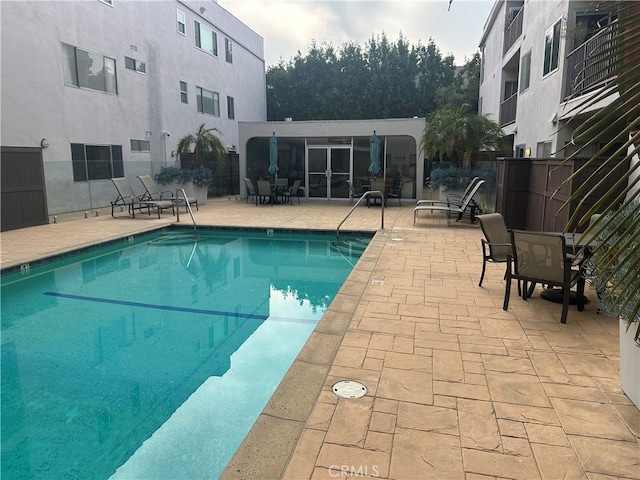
[1,228,370,480]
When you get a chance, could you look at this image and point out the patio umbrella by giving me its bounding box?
[268,132,279,175]
[368,131,380,176]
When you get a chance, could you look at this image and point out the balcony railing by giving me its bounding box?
[500,93,517,126]
[564,20,618,100]
[503,7,524,54]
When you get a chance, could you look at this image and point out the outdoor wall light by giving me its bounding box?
[40,138,49,148]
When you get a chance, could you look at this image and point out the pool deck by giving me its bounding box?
[2,198,639,480]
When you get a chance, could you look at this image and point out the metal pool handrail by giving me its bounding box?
[175,188,196,233]
[336,190,384,242]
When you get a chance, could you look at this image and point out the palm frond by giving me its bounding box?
[561,2,640,336]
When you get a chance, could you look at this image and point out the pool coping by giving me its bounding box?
[219,228,387,480]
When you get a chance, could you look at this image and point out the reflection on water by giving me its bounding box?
[1,231,369,479]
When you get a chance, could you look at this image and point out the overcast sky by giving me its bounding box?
[218,0,493,68]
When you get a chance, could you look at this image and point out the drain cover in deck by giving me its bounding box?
[333,380,367,399]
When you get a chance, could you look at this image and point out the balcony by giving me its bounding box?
[500,93,517,126]
[503,7,524,54]
[564,20,618,100]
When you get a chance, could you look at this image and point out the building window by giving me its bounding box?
[194,21,218,56]
[227,96,235,119]
[125,56,146,74]
[62,44,117,94]
[197,86,220,116]
[130,139,150,152]
[543,19,561,76]
[520,50,531,92]
[180,81,188,103]
[504,80,518,100]
[177,9,186,35]
[71,144,123,181]
[225,38,233,63]
[536,141,553,157]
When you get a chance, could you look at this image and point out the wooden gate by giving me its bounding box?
[1,147,48,231]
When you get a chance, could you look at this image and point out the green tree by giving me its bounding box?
[421,106,508,170]
[175,123,226,168]
[415,39,456,114]
[435,52,481,111]
[265,34,458,121]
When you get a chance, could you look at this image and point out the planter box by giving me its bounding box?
[620,318,640,409]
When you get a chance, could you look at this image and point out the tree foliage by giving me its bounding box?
[175,123,226,168]
[562,1,640,337]
[266,33,477,121]
[420,105,508,170]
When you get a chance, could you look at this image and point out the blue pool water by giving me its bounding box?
[1,228,370,480]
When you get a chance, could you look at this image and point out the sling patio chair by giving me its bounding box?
[137,175,198,212]
[346,180,367,205]
[415,176,480,210]
[413,179,485,226]
[504,230,586,324]
[243,178,258,204]
[476,213,514,288]
[256,179,274,205]
[110,177,174,219]
[281,179,302,204]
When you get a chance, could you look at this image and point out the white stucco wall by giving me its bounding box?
[1,0,266,214]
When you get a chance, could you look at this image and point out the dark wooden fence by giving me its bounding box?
[496,157,629,232]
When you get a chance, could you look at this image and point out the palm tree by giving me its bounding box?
[561,1,640,338]
[421,105,508,170]
[175,123,226,168]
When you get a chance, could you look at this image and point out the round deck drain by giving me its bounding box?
[333,380,367,399]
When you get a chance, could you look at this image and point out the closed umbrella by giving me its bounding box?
[268,132,279,175]
[368,131,380,176]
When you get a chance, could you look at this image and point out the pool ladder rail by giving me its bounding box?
[336,190,384,242]
[175,188,197,233]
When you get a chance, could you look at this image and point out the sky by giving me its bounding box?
[218,0,494,68]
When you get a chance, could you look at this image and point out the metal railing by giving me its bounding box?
[336,191,384,242]
[503,6,524,54]
[500,93,518,126]
[175,188,196,233]
[564,20,618,100]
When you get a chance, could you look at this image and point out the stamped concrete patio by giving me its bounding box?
[2,198,638,480]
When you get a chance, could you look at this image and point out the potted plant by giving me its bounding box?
[560,3,639,408]
[584,202,640,407]
[173,123,226,204]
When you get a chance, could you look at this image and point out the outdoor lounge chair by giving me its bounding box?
[413,179,485,225]
[346,180,366,205]
[504,230,586,324]
[415,176,481,210]
[476,213,513,288]
[243,178,258,204]
[281,179,302,204]
[256,179,274,205]
[366,178,386,207]
[110,177,174,219]
[137,175,198,212]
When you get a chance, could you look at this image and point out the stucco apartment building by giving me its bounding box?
[478,0,619,158]
[1,0,267,230]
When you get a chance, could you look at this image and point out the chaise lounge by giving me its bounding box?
[110,177,174,219]
[413,179,485,225]
[137,174,198,212]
